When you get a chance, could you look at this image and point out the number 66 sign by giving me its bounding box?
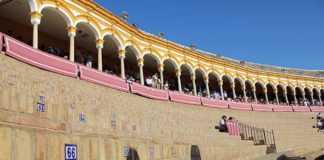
[65,144,77,160]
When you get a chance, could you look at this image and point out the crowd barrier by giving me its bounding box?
[2,32,324,114]
[130,83,169,101]
[201,98,228,109]
[310,106,324,112]
[272,105,293,112]
[229,102,252,111]
[292,106,311,112]
[78,65,129,92]
[252,104,273,112]
[4,35,78,78]
[226,121,240,136]
[169,91,201,105]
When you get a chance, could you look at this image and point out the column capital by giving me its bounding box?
[137,58,144,67]
[263,87,267,93]
[118,50,126,58]
[204,76,209,84]
[241,86,246,90]
[176,68,181,76]
[30,11,42,25]
[191,73,196,80]
[158,63,164,72]
[96,39,104,49]
[218,80,223,85]
[67,26,77,37]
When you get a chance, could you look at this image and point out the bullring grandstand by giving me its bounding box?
[0,0,324,160]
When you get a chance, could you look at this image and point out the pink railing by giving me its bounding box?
[309,106,324,112]
[229,102,252,111]
[251,104,273,112]
[0,32,3,52]
[271,105,293,112]
[292,106,310,112]
[226,121,240,136]
[78,65,129,92]
[169,91,201,105]
[130,83,169,101]
[4,35,78,78]
[201,98,228,109]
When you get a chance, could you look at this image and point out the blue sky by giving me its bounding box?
[95,0,324,70]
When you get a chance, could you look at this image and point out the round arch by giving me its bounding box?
[208,72,221,99]
[195,68,207,96]
[286,85,295,105]
[255,82,266,104]
[180,63,194,94]
[163,58,178,91]
[222,75,234,100]
[234,77,244,101]
[39,4,73,26]
[29,0,38,12]
[277,84,286,104]
[74,18,101,39]
[266,83,276,104]
[102,33,123,51]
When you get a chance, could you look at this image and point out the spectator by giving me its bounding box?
[218,116,227,132]
[85,54,93,68]
[145,75,153,87]
[317,112,322,120]
[152,73,158,88]
[164,81,169,90]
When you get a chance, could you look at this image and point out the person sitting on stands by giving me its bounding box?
[224,91,228,100]
[152,73,158,88]
[218,116,228,132]
[164,81,169,90]
[145,75,153,87]
[85,54,93,68]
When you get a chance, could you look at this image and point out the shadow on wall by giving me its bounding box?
[191,145,201,160]
[127,148,140,160]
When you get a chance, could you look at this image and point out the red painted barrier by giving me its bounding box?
[169,91,201,105]
[229,102,252,111]
[272,105,293,112]
[201,98,228,109]
[309,106,324,112]
[226,121,240,136]
[130,82,169,101]
[252,104,273,112]
[79,65,129,92]
[0,32,3,52]
[292,106,311,112]
[4,35,78,77]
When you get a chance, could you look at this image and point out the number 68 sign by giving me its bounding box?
[65,144,77,160]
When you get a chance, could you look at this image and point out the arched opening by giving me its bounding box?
[277,85,285,105]
[124,46,140,83]
[38,8,70,58]
[255,82,265,104]
[313,88,321,106]
[195,68,206,97]
[191,145,201,160]
[208,73,221,100]
[304,88,312,106]
[102,35,121,75]
[234,78,244,102]
[222,75,233,100]
[295,87,304,105]
[143,53,160,88]
[266,84,276,105]
[0,0,34,44]
[163,59,177,91]
[321,89,324,106]
[286,86,295,105]
[245,80,254,103]
[75,22,97,68]
[180,64,193,94]
[127,148,140,160]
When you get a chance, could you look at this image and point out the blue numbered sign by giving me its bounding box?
[65,144,77,160]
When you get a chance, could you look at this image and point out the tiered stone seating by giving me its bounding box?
[1,53,324,159]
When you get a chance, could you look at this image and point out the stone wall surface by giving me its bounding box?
[0,54,323,160]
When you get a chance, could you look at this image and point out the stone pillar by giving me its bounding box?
[176,68,182,92]
[137,58,144,85]
[264,88,269,105]
[284,91,289,104]
[242,85,247,103]
[96,39,104,71]
[30,11,42,49]
[118,50,126,79]
[252,87,257,103]
[67,26,76,62]
[158,64,164,88]
[231,82,236,100]
[219,80,224,100]
[204,77,210,97]
[191,73,197,96]
[275,89,279,105]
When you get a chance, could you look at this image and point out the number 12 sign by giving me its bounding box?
[65,144,77,160]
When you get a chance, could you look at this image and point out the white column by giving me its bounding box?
[253,87,257,103]
[158,64,164,89]
[231,83,236,100]
[264,88,269,105]
[118,50,126,79]
[138,58,144,85]
[67,26,76,62]
[96,39,104,71]
[30,12,42,49]
[191,73,197,96]
[219,80,224,100]
[176,69,182,92]
[242,86,247,103]
[204,77,210,98]
[275,90,279,105]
